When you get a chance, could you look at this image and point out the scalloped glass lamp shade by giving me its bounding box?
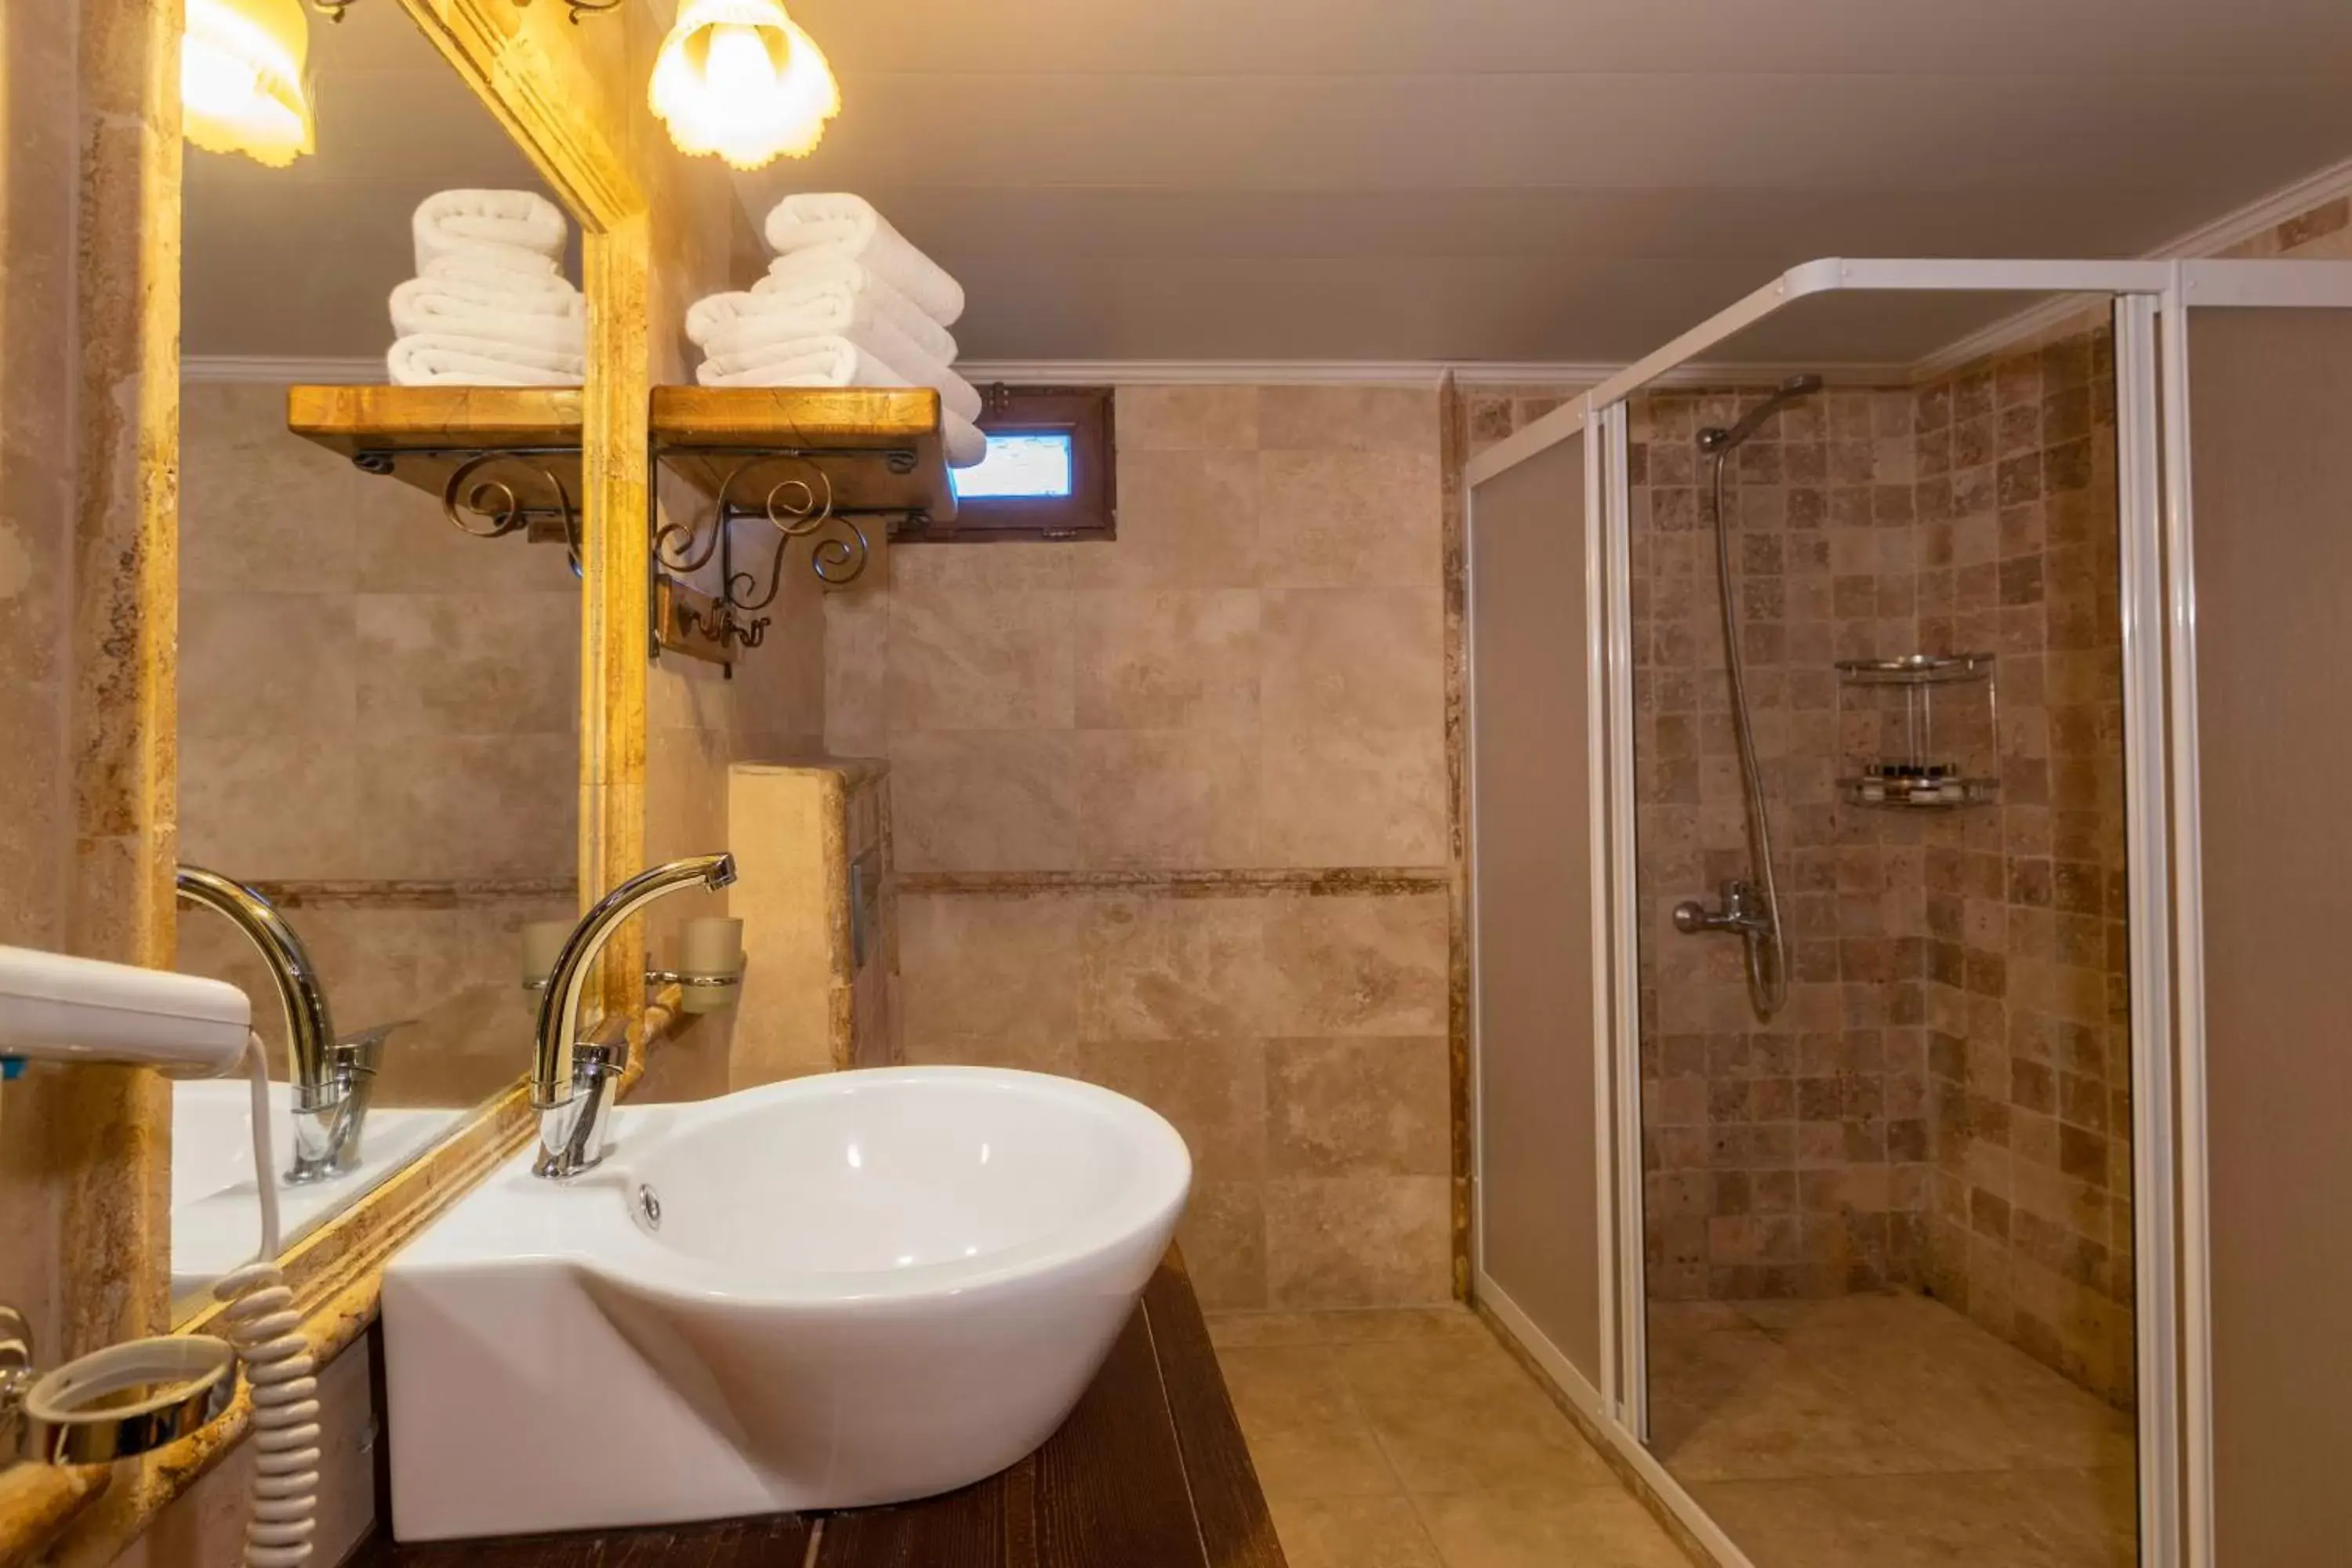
[650,0,841,171]
[182,0,316,169]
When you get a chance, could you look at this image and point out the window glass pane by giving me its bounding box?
[952,432,1074,499]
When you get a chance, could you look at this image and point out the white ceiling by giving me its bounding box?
[750,0,2352,363]
[189,0,2352,367]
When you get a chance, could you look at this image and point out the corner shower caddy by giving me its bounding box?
[1833,652,1998,809]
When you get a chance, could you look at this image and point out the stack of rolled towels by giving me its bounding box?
[387,191,585,387]
[686,194,985,466]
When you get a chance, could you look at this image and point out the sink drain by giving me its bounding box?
[636,1183,662,1230]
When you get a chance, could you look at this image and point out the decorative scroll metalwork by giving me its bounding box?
[350,446,583,579]
[649,445,926,664]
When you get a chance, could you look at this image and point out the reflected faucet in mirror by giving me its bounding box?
[532,854,737,1179]
[173,866,410,1184]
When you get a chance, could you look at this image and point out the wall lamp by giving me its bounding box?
[299,0,840,169]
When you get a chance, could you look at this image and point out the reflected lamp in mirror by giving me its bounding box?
[651,0,841,169]
[182,0,315,168]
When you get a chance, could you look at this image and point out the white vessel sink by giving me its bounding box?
[381,1066,1191,1542]
[171,1079,462,1298]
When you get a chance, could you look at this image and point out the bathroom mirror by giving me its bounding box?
[169,2,588,1324]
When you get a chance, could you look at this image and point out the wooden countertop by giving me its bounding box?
[350,1250,1283,1568]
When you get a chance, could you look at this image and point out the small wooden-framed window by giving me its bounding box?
[925,384,1115,542]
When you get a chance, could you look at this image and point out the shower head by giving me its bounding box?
[1697,373,1824,455]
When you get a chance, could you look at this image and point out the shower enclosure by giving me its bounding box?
[1465,257,2352,1568]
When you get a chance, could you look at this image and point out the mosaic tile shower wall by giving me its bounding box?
[1626,385,1937,1305]
[1464,346,2132,1405]
[1912,332,2135,1405]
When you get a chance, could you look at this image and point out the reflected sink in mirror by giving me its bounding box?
[170,1079,465,1300]
[383,1066,1191,1543]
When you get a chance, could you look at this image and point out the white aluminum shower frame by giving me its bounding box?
[1461,255,2352,1568]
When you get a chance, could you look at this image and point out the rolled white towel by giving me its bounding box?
[687,294,961,417]
[391,278,585,351]
[422,248,567,286]
[752,252,960,365]
[387,333,584,387]
[761,194,964,327]
[688,336,988,467]
[696,329,980,425]
[412,190,568,272]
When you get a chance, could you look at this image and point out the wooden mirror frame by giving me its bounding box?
[0,1,659,1557]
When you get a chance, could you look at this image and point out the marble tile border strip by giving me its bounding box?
[895,867,1450,899]
[246,878,579,909]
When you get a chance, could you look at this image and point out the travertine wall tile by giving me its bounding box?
[1258,448,1443,589]
[1077,1037,1268,1184]
[354,591,579,737]
[1267,1037,1451,1177]
[1260,385,1443,458]
[1066,449,1261,590]
[1260,720,1448,869]
[1071,588,1260,731]
[899,891,1083,1048]
[178,383,358,593]
[1076,895,1269,1040]
[886,572,1075,732]
[1259,586,1443,735]
[1073,729,1261,869]
[889,728,1083,872]
[179,592,354,741]
[179,733,361,880]
[1264,1174,1452,1308]
[1262,892,1450,1036]
[834,383,1449,1305]
[1117,385,1262,452]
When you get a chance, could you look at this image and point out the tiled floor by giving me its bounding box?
[1649,1293,2138,1568]
[1209,1294,2136,1568]
[1207,1306,1690,1568]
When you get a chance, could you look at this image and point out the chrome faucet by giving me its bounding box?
[175,866,392,1185]
[531,854,736,1179]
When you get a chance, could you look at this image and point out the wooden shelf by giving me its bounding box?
[649,386,956,524]
[286,386,586,538]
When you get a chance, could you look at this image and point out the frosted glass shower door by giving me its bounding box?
[1468,426,1609,1397]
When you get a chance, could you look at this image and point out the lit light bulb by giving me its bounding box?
[703,25,780,115]
[650,0,841,171]
[181,0,315,169]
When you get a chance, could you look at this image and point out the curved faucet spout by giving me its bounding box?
[176,866,352,1183]
[532,853,736,1178]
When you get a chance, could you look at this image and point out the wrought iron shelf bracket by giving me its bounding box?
[647,441,930,672]
[349,444,586,579]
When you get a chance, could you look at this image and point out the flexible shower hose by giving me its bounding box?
[213,1033,321,1566]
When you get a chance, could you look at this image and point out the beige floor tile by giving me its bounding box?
[1733,1293,2136,1472]
[1269,1494,1446,1568]
[1646,1312,1935,1483]
[1331,1338,1620,1497]
[1416,1487,1690,1568]
[1691,1470,2137,1568]
[1208,1305,1489,1349]
[1217,1344,1400,1499]
[1646,1299,1757,1337]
